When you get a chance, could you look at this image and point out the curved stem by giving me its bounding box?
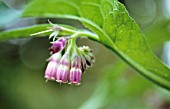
[60,26,100,41]
[65,34,77,54]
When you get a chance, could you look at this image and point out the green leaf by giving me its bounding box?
[0,24,76,41]
[144,20,170,48]
[1,0,170,90]
[0,24,50,40]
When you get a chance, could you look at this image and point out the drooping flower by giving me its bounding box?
[69,56,82,85]
[30,21,96,85]
[69,68,82,85]
[45,44,95,85]
[56,54,70,83]
[49,37,68,54]
[44,53,61,80]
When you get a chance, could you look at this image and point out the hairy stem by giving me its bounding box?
[60,26,100,41]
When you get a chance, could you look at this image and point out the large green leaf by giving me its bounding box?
[1,0,170,90]
[0,24,50,40]
[0,24,77,41]
[144,20,170,48]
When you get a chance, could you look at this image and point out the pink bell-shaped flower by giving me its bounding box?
[44,53,61,80]
[69,56,82,85]
[56,54,70,83]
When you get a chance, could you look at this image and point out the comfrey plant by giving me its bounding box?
[1,0,170,91]
[31,21,95,85]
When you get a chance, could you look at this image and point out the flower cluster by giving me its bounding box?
[45,37,95,85]
[32,21,95,85]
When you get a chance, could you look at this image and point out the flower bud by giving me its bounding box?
[56,54,70,83]
[79,46,93,53]
[44,53,61,80]
[49,37,67,54]
[79,46,95,66]
[80,56,86,73]
[84,53,95,66]
[71,56,81,68]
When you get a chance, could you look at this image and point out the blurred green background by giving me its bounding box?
[0,0,170,109]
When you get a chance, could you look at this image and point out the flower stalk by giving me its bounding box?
[31,20,96,85]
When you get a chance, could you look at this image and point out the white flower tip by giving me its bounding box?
[30,33,36,36]
[30,29,53,37]
[48,19,54,25]
[50,42,55,44]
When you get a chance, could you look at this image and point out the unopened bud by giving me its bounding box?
[49,37,67,54]
[79,46,95,66]
[80,56,87,73]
